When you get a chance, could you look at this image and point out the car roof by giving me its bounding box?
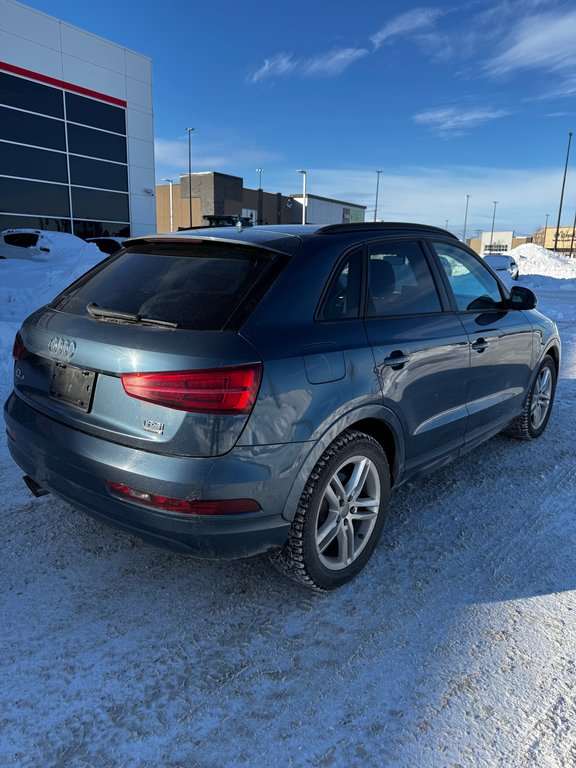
[123,222,458,257]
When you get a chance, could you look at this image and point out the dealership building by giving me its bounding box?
[0,0,156,237]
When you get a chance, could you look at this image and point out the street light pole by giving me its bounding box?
[463,194,471,242]
[186,127,195,229]
[445,219,449,230]
[544,213,550,247]
[162,178,173,232]
[489,201,498,249]
[569,208,576,257]
[297,170,307,224]
[256,168,263,188]
[374,170,383,222]
[554,131,572,252]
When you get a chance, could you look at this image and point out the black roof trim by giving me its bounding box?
[317,222,458,239]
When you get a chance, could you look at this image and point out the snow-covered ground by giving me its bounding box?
[1,243,575,767]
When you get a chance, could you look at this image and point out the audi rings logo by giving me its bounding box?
[48,336,77,360]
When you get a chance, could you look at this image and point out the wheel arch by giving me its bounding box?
[281,405,405,523]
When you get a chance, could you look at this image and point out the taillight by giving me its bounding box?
[12,331,29,360]
[121,364,262,414]
[106,481,260,515]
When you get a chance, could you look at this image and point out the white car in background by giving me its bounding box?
[0,229,100,262]
[483,253,520,280]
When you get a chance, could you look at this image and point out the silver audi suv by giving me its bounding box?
[4,223,560,589]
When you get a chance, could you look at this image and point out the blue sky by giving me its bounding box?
[28,0,576,235]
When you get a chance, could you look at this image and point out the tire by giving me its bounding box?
[271,429,390,590]
[505,356,557,440]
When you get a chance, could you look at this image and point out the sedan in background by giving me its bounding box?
[0,229,100,262]
[483,253,519,280]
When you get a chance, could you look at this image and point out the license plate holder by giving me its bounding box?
[50,363,96,412]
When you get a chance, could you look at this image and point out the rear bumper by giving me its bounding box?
[4,393,301,559]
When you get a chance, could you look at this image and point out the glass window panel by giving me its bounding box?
[73,220,130,238]
[367,240,442,316]
[319,248,362,320]
[65,92,126,134]
[3,232,39,247]
[0,106,65,150]
[71,187,129,221]
[0,214,71,232]
[0,177,70,217]
[0,141,68,183]
[55,245,274,331]
[432,241,504,311]
[67,124,127,163]
[69,155,128,191]
[0,72,64,118]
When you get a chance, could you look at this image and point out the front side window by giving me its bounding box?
[367,240,441,317]
[432,241,504,311]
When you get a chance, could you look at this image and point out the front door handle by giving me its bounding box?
[383,351,410,369]
[471,338,489,352]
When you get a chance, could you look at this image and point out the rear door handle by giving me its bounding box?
[383,351,410,369]
[471,338,489,352]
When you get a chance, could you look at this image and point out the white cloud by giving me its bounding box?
[371,8,443,49]
[295,165,569,235]
[249,46,367,82]
[154,137,282,184]
[249,53,296,83]
[302,48,369,76]
[413,106,510,135]
[487,11,576,77]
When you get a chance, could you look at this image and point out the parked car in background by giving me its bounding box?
[4,223,560,590]
[86,237,126,256]
[0,229,100,262]
[483,253,519,280]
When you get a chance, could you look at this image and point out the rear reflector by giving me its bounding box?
[106,481,260,515]
[12,331,29,360]
[121,363,262,414]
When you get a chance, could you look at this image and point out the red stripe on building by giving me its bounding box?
[0,60,127,108]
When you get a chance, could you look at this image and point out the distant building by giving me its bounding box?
[291,193,365,225]
[532,225,576,254]
[156,172,366,232]
[468,231,528,255]
[0,0,155,237]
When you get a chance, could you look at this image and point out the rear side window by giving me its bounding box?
[367,240,442,316]
[54,243,276,330]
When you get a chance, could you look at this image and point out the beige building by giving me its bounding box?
[157,172,302,232]
[532,225,576,254]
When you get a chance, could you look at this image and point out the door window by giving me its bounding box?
[432,241,504,311]
[367,240,441,316]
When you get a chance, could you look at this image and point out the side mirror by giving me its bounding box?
[509,285,537,310]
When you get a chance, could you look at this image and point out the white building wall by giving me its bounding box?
[293,196,365,225]
[480,230,514,254]
[0,0,155,235]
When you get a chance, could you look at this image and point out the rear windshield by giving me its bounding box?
[53,243,277,330]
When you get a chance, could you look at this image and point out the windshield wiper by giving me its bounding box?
[86,302,179,328]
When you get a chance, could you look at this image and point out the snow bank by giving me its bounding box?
[0,244,103,324]
[510,243,576,280]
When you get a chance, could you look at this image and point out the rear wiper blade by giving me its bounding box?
[86,302,179,328]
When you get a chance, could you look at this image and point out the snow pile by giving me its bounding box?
[510,243,576,280]
[0,244,103,324]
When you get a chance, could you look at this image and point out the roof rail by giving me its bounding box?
[317,222,457,238]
